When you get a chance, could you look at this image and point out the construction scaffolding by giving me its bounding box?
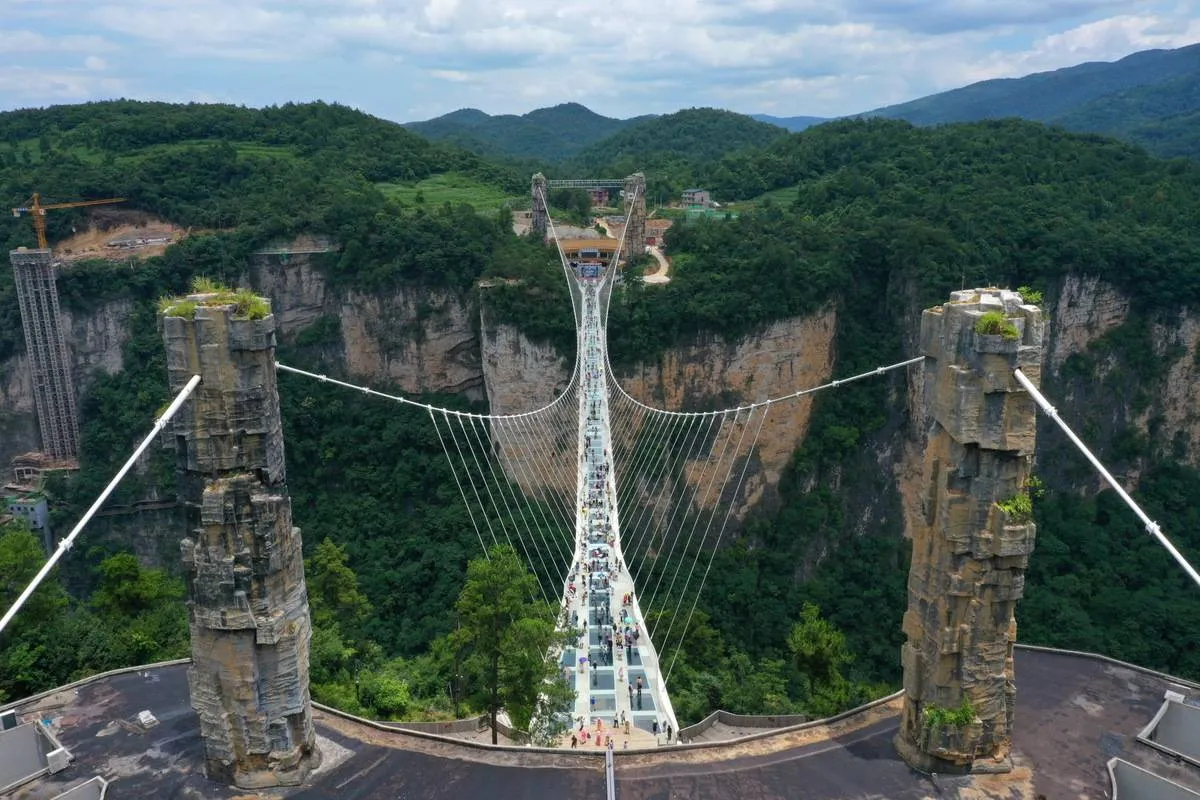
[10,248,79,460]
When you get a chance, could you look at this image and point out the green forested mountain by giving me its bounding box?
[563,108,788,200]
[0,99,525,361]
[404,102,648,161]
[870,43,1200,124]
[1054,73,1200,158]
[867,43,1200,158]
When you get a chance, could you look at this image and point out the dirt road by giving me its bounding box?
[643,246,670,284]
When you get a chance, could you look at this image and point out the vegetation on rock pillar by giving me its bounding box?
[158,277,270,320]
[973,311,1020,340]
[922,697,976,729]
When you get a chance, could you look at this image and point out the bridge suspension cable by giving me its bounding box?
[1014,368,1200,590]
[275,362,579,421]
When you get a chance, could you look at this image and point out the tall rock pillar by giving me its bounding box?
[531,172,549,241]
[895,288,1043,774]
[160,293,319,788]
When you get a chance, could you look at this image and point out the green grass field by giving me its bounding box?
[376,173,526,214]
[745,185,802,208]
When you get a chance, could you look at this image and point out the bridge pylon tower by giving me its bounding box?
[531,173,549,240]
[622,172,646,261]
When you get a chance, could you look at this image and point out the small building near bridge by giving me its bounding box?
[681,188,711,209]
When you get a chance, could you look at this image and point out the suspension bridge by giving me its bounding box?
[4,177,1200,778]
[276,182,927,745]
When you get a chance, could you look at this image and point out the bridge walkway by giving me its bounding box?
[556,273,678,749]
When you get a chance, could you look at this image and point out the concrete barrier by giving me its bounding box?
[376,715,488,736]
[0,658,190,714]
[677,710,810,741]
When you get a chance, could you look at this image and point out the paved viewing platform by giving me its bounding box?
[6,647,1198,798]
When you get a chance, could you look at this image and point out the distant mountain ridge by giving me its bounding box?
[867,44,1200,124]
[865,43,1200,158]
[750,114,828,132]
[405,43,1200,164]
[404,102,653,161]
[569,108,787,171]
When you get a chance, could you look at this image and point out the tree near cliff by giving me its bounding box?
[306,537,372,631]
[788,602,851,684]
[448,544,568,743]
[788,602,870,716]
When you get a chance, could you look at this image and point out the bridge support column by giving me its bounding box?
[895,289,1043,775]
[532,173,548,241]
[623,173,646,261]
[161,295,319,788]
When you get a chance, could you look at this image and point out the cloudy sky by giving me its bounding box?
[2,0,1198,122]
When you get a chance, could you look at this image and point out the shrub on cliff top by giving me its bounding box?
[158,279,269,320]
[974,310,1019,340]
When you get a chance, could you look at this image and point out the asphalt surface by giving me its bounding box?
[13,648,1200,799]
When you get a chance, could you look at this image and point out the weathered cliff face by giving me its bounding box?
[62,299,134,383]
[0,355,37,467]
[480,313,577,499]
[482,316,572,413]
[481,308,840,517]
[249,256,483,398]
[1145,311,1200,461]
[1045,274,1200,469]
[618,310,838,515]
[6,260,1199,564]
[1046,274,1130,373]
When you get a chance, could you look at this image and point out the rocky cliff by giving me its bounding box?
[477,306,839,514]
[616,309,839,516]
[249,255,484,397]
[1041,274,1200,482]
[4,261,1199,557]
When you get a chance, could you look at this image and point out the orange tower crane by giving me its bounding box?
[11,192,125,250]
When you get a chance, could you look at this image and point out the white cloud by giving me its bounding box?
[430,69,472,82]
[0,66,127,102]
[961,13,1200,83]
[0,29,117,54]
[0,0,1197,117]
